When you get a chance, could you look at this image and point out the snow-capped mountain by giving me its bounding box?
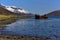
[0,4,29,14]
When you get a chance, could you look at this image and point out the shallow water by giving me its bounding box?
[0,16,60,40]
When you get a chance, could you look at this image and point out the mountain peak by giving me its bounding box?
[0,3,29,14]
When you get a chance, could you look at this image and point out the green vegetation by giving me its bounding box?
[0,14,20,20]
[0,14,21,28]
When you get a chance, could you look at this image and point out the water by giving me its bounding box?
[0,16,60,40]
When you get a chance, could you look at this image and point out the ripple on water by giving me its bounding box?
[0,18,60,40]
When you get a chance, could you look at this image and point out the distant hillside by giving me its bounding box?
[47,10,60,16]
[0,5,33,17]
[0,6,25,15]
[0,4,33,16]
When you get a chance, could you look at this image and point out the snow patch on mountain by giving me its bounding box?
[0,4,29,13]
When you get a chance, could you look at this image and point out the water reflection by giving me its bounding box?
[0,18,60,40]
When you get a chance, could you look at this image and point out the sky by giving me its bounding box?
[0,0,60,15]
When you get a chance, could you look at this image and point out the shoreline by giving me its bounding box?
[0,34,51,40]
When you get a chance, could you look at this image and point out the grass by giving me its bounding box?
[0,14,20,20]
[0,14,21,28]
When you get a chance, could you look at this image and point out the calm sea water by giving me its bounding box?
[0,16,60,40]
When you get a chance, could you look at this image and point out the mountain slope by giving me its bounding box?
[0,4,33,17]
[0,4,29,14]
[47,10,60,16]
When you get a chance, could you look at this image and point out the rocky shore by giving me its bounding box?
[0,34,51,40]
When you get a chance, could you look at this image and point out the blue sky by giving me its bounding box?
[0,0,60,15]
